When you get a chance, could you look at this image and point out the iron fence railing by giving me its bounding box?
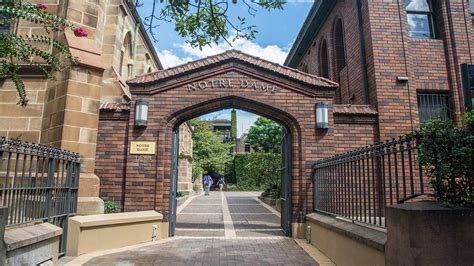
[313,136,430,228]
[0,137,80,256]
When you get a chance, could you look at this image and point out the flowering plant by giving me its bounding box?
[0,0,87,106]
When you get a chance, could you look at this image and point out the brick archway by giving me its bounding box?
[123,50,337,236]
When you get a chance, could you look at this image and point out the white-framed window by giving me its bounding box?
[405,0,435,38]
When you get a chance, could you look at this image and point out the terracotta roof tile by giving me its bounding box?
[333,105,378,116]
[99,102,131,111]
[127,49,338,88]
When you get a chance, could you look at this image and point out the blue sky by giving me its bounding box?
[137,2,313,134]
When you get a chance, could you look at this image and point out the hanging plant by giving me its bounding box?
[0,0,88,106]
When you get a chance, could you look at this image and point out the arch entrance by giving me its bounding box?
[126,50,337,237]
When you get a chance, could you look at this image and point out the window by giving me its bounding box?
[405,0,435,38]
[0,12,10,34]
[319,39,329,78]
[120,32,133,78]
[461,64,474,110]
[244,144,251,153]
[417,93,450,123]
[334,19,346,73]
[470,0,474,16]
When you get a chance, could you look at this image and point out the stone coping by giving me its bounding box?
[70,211,163,228]
[306,212,386,251]
[4,223,62,251]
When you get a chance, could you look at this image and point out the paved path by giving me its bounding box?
[85,192,317,265]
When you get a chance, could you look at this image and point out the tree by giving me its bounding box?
[135,0,286,48]
[230,108,237,140]
[190,118,233,176]
[0,0,87,106]
[246,117,283,153]
[2,1,285,106]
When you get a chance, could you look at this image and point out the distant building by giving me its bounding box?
[235,133,252,154]
[209,119,232,142]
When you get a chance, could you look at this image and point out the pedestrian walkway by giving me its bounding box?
[176,191,284,238]
[84,192,318,265]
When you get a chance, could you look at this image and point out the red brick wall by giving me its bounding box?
[95,110,130,211]
[299,0,366,106]
[126,65,338,223]
[333,119,378,154]
[297,0,474,141]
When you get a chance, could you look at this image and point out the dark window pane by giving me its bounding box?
[334,20,346,73]
[405,0,430,12]
[407,14,432,38]
[319,40,329,79]
[417,93,450,123]
[0,13,10,34]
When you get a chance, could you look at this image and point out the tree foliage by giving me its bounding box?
[246,117,283,153]
[190,118,233,176]
[231,153,281,192]
[0,0,86,106]
[135,0,286,48]
[415,110,474,207]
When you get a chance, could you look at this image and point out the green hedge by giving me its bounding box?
[230,153,281,192]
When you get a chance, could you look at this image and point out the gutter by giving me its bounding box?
[284,0,336,68]
[124,0,164,70]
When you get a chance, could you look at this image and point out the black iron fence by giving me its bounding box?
[0,137,80,255]
[313,136,430,228]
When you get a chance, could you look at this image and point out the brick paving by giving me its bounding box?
[85,192,318,265]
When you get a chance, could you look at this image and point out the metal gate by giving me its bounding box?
[280,128,292,236]
[168,129,179,236]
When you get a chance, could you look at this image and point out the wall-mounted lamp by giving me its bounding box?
[135,99,148,127]
[316,102,329,129]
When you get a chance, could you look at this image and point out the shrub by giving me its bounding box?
[176,191,186,198]
[231,153,281,192]
[416,110,474,207]
[104,200,119,214]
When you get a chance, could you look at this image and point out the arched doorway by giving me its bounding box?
[126,50,337,238]
[166,97,296,236]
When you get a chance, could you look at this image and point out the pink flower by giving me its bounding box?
[73,27,88,37]
[35,3,48,10]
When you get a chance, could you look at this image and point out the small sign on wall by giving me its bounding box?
[130,141,156,155]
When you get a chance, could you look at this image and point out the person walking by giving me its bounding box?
[203,174,213,196]
[218,176,225,191]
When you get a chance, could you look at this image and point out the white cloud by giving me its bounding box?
[179,38,289,65]
[157,49,193,69]
[158,38,289,69]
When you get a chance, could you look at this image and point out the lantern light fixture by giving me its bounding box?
[316,102,329,129]
[135,99,148,127]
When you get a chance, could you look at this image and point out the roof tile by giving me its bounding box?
[127,50,338,88]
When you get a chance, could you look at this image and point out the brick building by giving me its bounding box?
[285,0,474,142]
[2,0,473,238]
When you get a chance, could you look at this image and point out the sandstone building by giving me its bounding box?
[1,0,161,214]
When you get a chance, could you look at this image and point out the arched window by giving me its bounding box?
[120,32,133,79]
[334,19,346,74]
[405,0,435,38]
[319,39,329,79]
[145,53,153,73]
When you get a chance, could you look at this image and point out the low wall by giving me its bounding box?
[66,211,167,256]
[386,202,474,266]
[306,212,386,266]
[3,223,62,266]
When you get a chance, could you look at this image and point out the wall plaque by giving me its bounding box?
[130,141,156,155]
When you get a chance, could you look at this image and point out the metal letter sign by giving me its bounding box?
[186,79,281,94]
